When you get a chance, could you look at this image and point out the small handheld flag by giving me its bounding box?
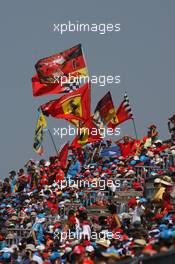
[33,109,47,155]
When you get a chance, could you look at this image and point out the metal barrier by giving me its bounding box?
[116,202,128,214]
[135,166,161,178]
[161,154,175,169]
[76,191,111,207]
[59,203,81,219]
[135,154,175,178]
[6,228,31,246]
[112,178,143,192]
[87,206,110,217]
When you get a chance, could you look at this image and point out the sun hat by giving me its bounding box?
[26,244,36,252]
[154,178,161,184]
[133,239,147,247]
[10,215,18,221]
[160,175,173,186]
[96,239,110,248]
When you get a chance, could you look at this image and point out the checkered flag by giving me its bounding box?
[63,81,80,93]
[123,92,133,119]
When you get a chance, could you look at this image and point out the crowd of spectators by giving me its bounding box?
[0,121,175,263]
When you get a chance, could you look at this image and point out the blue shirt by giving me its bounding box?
[67,160,81,178]
[32,222,44,244]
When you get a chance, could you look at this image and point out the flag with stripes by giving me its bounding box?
[93,91,116,128]
[108,92,133,129]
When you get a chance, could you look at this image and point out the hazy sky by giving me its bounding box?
[0,0,175,178]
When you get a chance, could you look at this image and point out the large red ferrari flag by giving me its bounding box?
[71,118,102,148]
[41,82,91,122]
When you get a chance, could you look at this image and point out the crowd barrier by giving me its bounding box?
[135,166,161,178]
[6,228,31,246]
[161,154,175,169]
[135,154,175,177]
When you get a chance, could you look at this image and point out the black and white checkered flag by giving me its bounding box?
[124,92,133,119]
[63,81,80,93]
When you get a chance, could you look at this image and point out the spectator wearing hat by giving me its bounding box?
[151,178,166,204]
[23,244,36,264]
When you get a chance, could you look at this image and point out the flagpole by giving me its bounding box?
[48,129,58,156]
[124,91,138,140]
[132,118,138,140]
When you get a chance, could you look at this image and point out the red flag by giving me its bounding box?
[32,74,67,97]
[58,142,69,169]
[41,82,90,123]
[93,91,116,128]
[108,93,133,129]
[71,118,102,148]
[35,44,88,84]
[32,74,81,97]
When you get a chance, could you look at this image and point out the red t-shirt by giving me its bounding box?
[118,141,134,157]
[55,169,65,182]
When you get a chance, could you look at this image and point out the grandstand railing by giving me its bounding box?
[161,154,175,169]
[6,228,31,246]
[135,166,161,178]
[135,154,175,177]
